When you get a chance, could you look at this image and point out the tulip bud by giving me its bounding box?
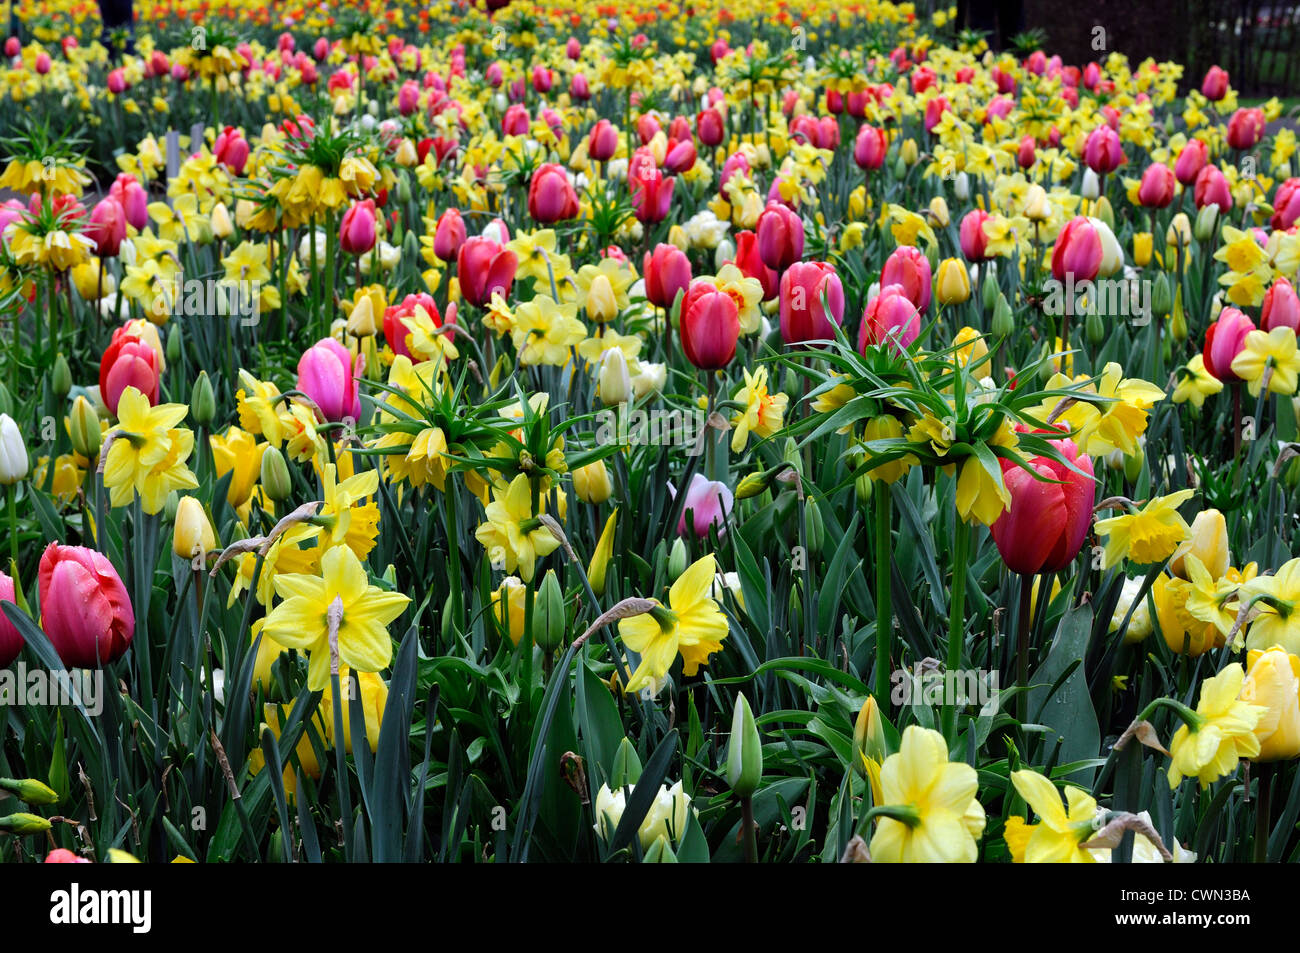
[954,171,970,201]
[0,812,52,835]
[589,509,616,597]
[66,396,100,461]
[1169,509,1230,580]
[892,154,907,179]
[935,258,971,305]
[395,171,413,204]
[899,138,918,166]
[0,777,59,805]
[166,323,183,364]
[534,570,566,652]
[855,468,873,504]
[1022,184,1052,223]
[1171,285,1188,342]
[1085,309,1104,345]
[211,202,234,239]
[610,736,642,787]
[1150,272,1172,318]
[927,195,950,228]
[347,296,377,337]
[52,353,71,398]
[981,266,999,312]
[991,291,1014,338]
[0,414,29,486]
[805,498,824,554]
[725,692,762,797]
[585,273,618,323]
[173,496,217,561]
[260,446,292,502]
[852,696,887,772]
[190,371,215,427]
[1132,232,1153,268]
[1092,196,1115,231]
[1081,167,1100,200]
[1167,212,1193,250]
[597,348,631,407]
[667,537,688,580]
[1194,203,1220,242]
[572,459,613,504]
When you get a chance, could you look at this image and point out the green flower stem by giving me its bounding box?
[942,514,970,743]
[1255,761,1274,863]
[873,481,892,702]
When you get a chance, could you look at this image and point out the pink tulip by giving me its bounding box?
[588,119,619,161]
[1174,139,1208,186]
[1203,307,1256,381]
[339,200,377,255]
[1262,278,1300,334]
[1083,125,1125,175]
[630,156,674,224]
[664,137,697,174]
[880,245,932,313]
[0,570,22,668]
[854,125,888,170]
[87,198,127,258]
[107,69,127,94]
[297,338,361,423]
[570,73,590,100]
[779,260,844,345]
[213,126,250,174]
[674,473,733,539]
[502,104,530,136]
[679,281,740,370]
[642,243,692,310]
[1137,163,1176,209]
[433,208,467,261]
[1194,165,1233,211]
[398,80,420,115]
[859,284,921,353]
[991,429,1095,574]
[697,108,724,147]
[457,237,518,306]
[1017,135,1036,169]
[109,174,148,230]
[38,544,135,670]
[1227,108,1266,150]
[527,163,579,223]
[1273,178,1300,231]
[756,202,804,272]
[1051,217,1104,283]
[959,209,992,262]
[1201,66,1229,101]
[44,848,90,864]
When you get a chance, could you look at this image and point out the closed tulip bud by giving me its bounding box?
[211,201,234,239]
[0,414,28,485]
[927,195,949,228]
[900,138,918,166]
[597,348,631,407]
[585,273,618,323]
[892,154,907,179]
[1091,195,1115,231]
[667,537,688,580]
[0,777,59,805]
[347,296,377,337]
[1081,167,1100,200]
[173,496,217,560]
[935,258,971,305]
[1152,272,1172,318]
[395,171,413,204]
[394,138,417,167]
[1171,285,1188,341]
[1169,509,1230,580]
[852,696,887,771]
[805,498,824,554]
[52,353,71,398]
[954,171,970,201]
[534,570,566,652]
[1133,232,1153,268]
[855,468,873,504]
[1242,647,1300,762]
[726,692,762,797]
[981,266,999,311]
[1022,184,1052,223]
[260,446,292,502]
[0,813,52,835]
[1167,212,1193,250]
[1194,203,1220,243]
[1085,309,1104,345]
[991,291,1014,337]
[69,396,101,459]
[166,323,183,364]
[190,371,215,427]
[573,459,613,504]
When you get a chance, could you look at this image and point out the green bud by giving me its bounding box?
[1151,272,1172,318]
[735,470,769,500]
[402,229,420,266]
[922,240,939,273]
[1194,203,1220,243]
[396,170,413,204]
[1092,195,1115,231]
[0,777,59,805]
[610,737,642,788]
[641,836,679,863]
[1085,309,1104,346]
[804,498,824,554]
[191,371,215,427]
[855,469,873,505]
[69,395,101,459]
[0,812,52,834]
[1170,285,1188,342]
[166,323,183,364]
[51,354,71,398]
[892,154,908,180]
[441,589,456,643]
[534,569,566,652]
[991,292,1014,338]
[725,692,762,797]
[268,828,286,862]
[781,437,802,474]
[163,490,179,523]
[260,446,292,502]
[981,267,999,312]
[667,537,688,580]
[1123,442,1145,484]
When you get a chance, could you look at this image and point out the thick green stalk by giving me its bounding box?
[874,482,892,702]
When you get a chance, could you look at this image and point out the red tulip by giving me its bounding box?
[679,281,740,370]
[732,230,779,300]
[1227,108,1266,150]
[697,108,725,147]
[1262,278,1300,334]
[87,198,127,258]
[107,69,127,94]
[664,137,697,174]
[588,119,619,161]
[1137,163,1176,209]
[756,202,804,272]
[109,174,148,230]
[566,37,582,59]
[1174,139,1208,186]
[924,96,949,133]
[213,126,250,174]
[779,260,844,345]
[339,199,377,255]
[991,430,1095,574]
[457,237,518,306]
[502,104,530,136]
[630,155,674,224]
[1051,217,1104,283]
[527,163,579,223]
[859,284,921,353]
[1271,177,1300,231]
[384,293,453,360]
[1201,65,1229,101]
[0,570,21,668]
[642,243,692,310]
[1203,307,1256,381]
[1194,165,1233,211]
[398,79,420,115]
[1017,135,1036,169]
[298,338,361,423]
[959,209,992,262]
[99,328,161,417]
[38,544,134,670]
[531,65,553,94]
[570,73,590,100]
[880,245,932,313]
[1083,125,1125,175]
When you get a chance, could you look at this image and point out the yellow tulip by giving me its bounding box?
[1241,647,1300,762]
[1169,508,1230,581]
